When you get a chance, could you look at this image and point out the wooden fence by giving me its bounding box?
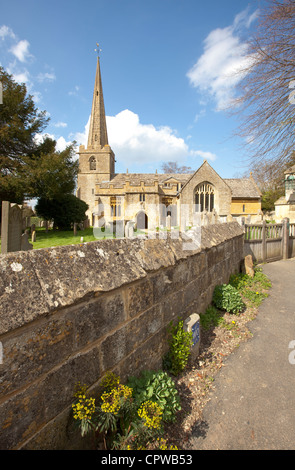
[244,218,295,263]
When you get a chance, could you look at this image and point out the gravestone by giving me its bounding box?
[21,232,33,251]
[166,215,171,231]
[1,201,23,254]
[31,230,36,242]
[184,313,201,363]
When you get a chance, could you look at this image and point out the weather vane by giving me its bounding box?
[95,43,102,57]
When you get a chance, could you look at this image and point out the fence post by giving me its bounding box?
[262,220,266,263]
[282,218,290,260]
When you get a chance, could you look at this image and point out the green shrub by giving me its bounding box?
[127,370,181,423]
[212,283,245,314]
[163,319,193,376]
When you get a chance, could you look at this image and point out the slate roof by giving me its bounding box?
[224,178,261,199]
[99,173,192,188]
[98,172,261,199]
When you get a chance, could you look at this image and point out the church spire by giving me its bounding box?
[87,54,109,149]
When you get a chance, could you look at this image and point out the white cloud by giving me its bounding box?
[37,72,56,82]
[187,8,258,111]
[54,121,67,128]
[10,39,32,63]
[69,85,80,96]
[0,25,16,40]
[74,109,215,167]
[34,133,72,152]
[191,150,216,161]
[8,68,30,85]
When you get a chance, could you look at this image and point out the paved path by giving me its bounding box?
[189,258,295,450]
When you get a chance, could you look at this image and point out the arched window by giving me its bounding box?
[89,156,96,171]
[194,182,215,212]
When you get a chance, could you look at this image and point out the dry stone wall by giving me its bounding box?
[0,222,244,449]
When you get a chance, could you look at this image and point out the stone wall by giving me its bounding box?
[0,222,244,450]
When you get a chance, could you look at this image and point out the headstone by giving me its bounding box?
[21,232,33,251]
[31,230,36,242]
[183,313,201,363]
[31,223,36,233]
[129,224,134,238]
[193,212,201,227]
[202,211,209,226]
[73,223,77,236]
[1,201,23,253]
[166,215,171,231]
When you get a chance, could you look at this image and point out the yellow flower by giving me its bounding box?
[138,400,163,429]
[72,396,96,421]
[100,389,121,415]
[100,383,133,414]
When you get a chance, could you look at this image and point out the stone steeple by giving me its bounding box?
[87,55,109,150]
[76,53,115,223]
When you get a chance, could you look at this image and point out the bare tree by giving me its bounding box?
[161,161,194,173]
[233,0,295,168]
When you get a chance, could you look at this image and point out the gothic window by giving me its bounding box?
[89,156,96,171]
[110,196,122,217]
[195,182,215,212]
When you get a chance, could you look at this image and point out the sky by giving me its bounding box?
[0,0,264,179]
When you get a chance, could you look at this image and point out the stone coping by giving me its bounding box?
[0,222,243,335]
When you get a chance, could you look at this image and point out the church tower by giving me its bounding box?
[77,54,115,221]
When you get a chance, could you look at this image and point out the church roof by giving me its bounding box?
[99,173,191,188]
[224,178,261,198]
[98,172,261,198]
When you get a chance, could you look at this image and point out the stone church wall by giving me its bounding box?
[0,222,244,449]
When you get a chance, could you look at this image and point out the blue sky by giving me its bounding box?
[0,0,262,178]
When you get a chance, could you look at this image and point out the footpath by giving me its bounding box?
[189,258,295,450]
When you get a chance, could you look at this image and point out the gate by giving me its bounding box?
[244,218,295,263]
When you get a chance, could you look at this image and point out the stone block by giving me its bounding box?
[126,278,154,318]
[0,316,74,396]
[184,313,201,362]
[0,251,50,335]
[73,292,126,349]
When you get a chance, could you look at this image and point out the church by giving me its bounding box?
[76,56,262,231]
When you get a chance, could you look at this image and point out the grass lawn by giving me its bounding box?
[0,227,116,251]
[0,226,149,251]
[31,227,117,249]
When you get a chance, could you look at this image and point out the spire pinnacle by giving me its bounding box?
[87,49,108,149]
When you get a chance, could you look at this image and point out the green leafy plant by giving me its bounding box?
[163,319,193,376]
[212,284,245,314]
[72,371,179,450]
[127,370,181,422]
[229,268,271,308]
